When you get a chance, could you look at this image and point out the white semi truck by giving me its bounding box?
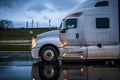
[31,0,120,63]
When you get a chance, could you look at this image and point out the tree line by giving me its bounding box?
[0,19,14,29]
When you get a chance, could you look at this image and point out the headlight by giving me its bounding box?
[32,36,37,48]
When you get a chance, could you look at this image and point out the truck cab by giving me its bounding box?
[31,0,120,63]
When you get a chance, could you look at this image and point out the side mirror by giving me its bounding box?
[29,31,34,36]
[61,20,68,33]
[29,31,33,34]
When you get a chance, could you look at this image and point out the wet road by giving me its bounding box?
[0,51,33,80]
[0,52,120,80]
[0,61,32,80]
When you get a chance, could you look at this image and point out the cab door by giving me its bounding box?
[60,18,81,46]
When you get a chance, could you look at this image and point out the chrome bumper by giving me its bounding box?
[31,47,39,58]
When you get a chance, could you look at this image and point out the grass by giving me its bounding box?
[0,45,31,51]
[0,28,51,40]
[0,28,57,51]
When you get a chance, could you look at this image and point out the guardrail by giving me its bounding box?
[0,40,31,44]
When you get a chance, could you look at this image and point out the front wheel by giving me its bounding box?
[40,46,58,63]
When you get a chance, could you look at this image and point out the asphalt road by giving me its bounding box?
[0,51,120,80]
[0,51,33,80]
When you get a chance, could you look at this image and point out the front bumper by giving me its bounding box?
[31,47,39,59]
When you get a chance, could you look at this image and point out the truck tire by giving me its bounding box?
[40,46,58,63]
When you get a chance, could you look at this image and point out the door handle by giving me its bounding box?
[76,33,79,38]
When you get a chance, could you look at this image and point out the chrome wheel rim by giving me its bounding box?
[43,49,55,61]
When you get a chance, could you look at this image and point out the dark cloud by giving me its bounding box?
[27,0,47,12]
[0,0,12,8]
[0,0,30,10]
[0,0,79,12]
[0,0,81,28]
[26,0,79,12]
[47,0,79,11]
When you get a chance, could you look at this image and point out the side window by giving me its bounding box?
[66,19,77,29]
[95,1,108,7]
[96,18,109,28]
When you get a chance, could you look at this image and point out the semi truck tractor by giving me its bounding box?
[31,0,120,63]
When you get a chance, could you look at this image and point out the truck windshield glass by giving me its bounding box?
[66,19,77,29]
[59,23,62,30]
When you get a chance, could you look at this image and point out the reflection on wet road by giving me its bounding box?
[0,60,120,80]
[0,55,120,80]
[32,61,120,80]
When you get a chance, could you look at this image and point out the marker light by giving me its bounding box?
[64,78,68,80]
[80,56,84,59]
[63,40,68,46]
[32,77,36,80]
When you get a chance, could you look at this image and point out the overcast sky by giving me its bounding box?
[0,0,85,28]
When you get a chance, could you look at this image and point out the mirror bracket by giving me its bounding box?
[61,29,66,33]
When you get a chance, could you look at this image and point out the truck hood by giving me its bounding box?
[36,30,59,39]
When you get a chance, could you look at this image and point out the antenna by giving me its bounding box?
[49,19,51,28]
[31,20,34,28]
[37,22,38,28]
[26,21,28,28]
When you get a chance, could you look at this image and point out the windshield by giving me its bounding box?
[59,22,62,30]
